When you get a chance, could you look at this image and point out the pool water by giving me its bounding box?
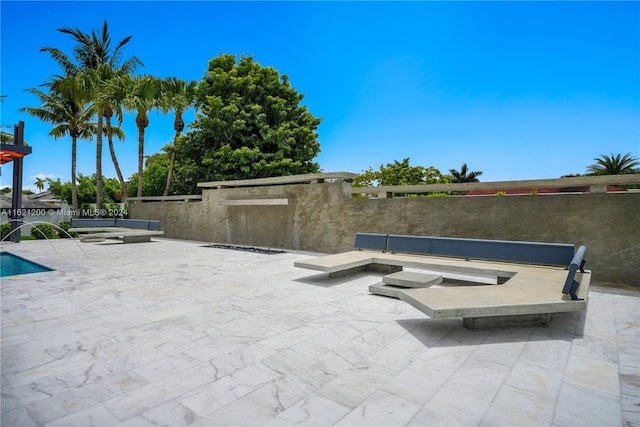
[0,252,53,277]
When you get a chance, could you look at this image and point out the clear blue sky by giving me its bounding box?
[1,1,638,192]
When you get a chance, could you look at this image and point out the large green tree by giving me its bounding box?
[586,152,639,175]
[175,54,321,192]
[354,158,449,187]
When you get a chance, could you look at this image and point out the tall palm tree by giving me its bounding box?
[41,21,142,77]
[159,77,197,196]
[449,163,483,183]
[586,153,639,175]
[91,65,129,198]
[40,20,142,210]
[121,75,162,197]
[19,78,95,210]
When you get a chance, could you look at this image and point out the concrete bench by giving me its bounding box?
[71,218,161,231]
[70,218,163,243]
[294,233,590,329]
[78,229,164,244]
[397,255,590,329]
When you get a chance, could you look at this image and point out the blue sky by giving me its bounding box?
[1,1,638,192]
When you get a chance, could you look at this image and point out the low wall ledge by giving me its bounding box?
[198,172,357,189]
[219,199,289,206]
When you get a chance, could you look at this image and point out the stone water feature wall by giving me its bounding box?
[129,176,640,286]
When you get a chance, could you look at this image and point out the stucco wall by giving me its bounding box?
[129,182,640,286]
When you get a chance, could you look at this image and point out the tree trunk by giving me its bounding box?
[106,117,128,199]
[96,113,104,213]
[163,114,184,196]
[162,133,179,196]
[71,136,78,212]
[137,123,147,198]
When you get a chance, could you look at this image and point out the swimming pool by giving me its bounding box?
[0,252,53,277]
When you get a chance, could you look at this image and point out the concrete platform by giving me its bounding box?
[383,271,443,288]
[1,239,638,427]
[78,230,164,243]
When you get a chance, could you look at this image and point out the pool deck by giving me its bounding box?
[1,239,638,427]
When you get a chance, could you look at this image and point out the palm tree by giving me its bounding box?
[121,75,162,197]
[0,132,13,143]
[159,77,197,196]
[40,20,142,210]
[91,65,129,198]
[41,21,142,77]
[586,152,639,175]
[34,177,45,193]
[449,163,483,183]
[19,78,95,210]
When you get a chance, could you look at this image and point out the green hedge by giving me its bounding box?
[31,224,55,239]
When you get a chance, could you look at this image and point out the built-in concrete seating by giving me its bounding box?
[369,271,443,299]
[294,233,591,329]
[69,218,163,243]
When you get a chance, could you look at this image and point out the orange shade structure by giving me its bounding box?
[0,145,31,164]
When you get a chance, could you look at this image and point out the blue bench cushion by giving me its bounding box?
[386,235,575,267]
[562,245,587,299]
[71,218,117,227]
[354,233,388,251]
[116,219,151,230]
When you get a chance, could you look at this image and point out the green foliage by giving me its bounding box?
[1,223,12,239]
[1,187,11,194]
[127,153,174,196]
[127,151,195,197]
[494,191,507,196]
[586,152,639,175]
[47,174,123,206]
[31,224,55,239]
[175,54,321,193]
[354,158,449,187]
[57,222,77,238]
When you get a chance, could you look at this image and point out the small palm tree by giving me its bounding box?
[159,77,197,196]
[586,152,639,175]
[34,177,45,193]
[449,163,483,183]
[1,131,13,143]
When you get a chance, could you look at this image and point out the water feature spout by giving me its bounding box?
[1,220,88,258]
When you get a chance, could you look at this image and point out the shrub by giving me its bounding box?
[0,223,13,239]
[31,224,54,239]
[57,222,77,238]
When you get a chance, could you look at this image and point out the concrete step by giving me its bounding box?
[369,282,406,299]
[383,271,443,288]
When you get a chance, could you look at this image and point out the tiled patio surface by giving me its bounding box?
[1,238,638,427]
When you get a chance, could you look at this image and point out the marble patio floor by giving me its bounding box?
[1,238,638,427]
